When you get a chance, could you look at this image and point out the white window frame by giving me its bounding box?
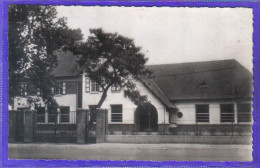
[54,82,66,95]
[111,83,121,92]
[91,80,99,93]
[60,106,70,123]
[195,104,209,123]
[220,103,235,123]
[111,104,123,123]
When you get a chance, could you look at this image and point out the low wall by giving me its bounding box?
[105,135,252,144]
[170,124,252,136]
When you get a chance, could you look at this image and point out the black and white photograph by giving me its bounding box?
[8,6,253,161]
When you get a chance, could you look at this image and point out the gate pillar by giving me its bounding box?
[96,109,108,143]
[76,109,88,144]
[24,110,35,143]
[8,110,19,142]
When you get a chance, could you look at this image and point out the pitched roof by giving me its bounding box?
[52,51,81,77]
[140,77,176,109]
[146,59,253,101]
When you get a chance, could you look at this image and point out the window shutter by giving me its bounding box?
[85,78,90,92]
[99,85,103,92]
[51,87,54,94]
[24,83,28,96]
[37,88,41,96]
[62,82,66,94]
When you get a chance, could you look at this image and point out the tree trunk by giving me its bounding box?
[97,91,107,108]
[87,85,110,132]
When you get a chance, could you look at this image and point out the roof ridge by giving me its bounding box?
[151,66,241,78]
[146,59,236,67]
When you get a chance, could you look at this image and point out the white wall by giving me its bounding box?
[82,74,169,124]
[14,94,77,124]
[14,96,45,110]
[173,100,253,125]
[54,94,77,111]
[14,94,77,111]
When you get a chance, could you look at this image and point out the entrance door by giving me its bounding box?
[135,103,158,132]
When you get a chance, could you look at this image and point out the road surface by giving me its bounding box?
[8,143,252,161]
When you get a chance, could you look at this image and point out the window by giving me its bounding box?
[220,104,234,122]
[111,105,122,122]
[91,80,99,92]
[196,104,209,122]
[111,83,121,92]
[54,82,66,95]
[55,83,62,94]
[37,107,45,123]
[89,105,98,122]
[237,103,252,122]
[20,83,28,96]
[60,106,70,123]
[48,112,57,123]
[177,112,183,118]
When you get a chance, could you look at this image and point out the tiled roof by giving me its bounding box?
[52,51,81,77]
[53,53,252,106]
[146,59,253,100]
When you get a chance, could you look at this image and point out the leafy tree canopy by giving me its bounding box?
[9,5,83,110]
[67,28,151,108]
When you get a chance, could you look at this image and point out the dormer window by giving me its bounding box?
[198,81,208,87]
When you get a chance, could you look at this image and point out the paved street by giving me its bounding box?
[9,143,252,161]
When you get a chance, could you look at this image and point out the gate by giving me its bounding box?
[33,123,77,143]
[16,110,24,142]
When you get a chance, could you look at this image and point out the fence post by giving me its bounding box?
[232,122,234,136]
[8,110,19,142]
[76,109,88,144]
[96,109,108,143]
[24,110,34,143]
[105,110,108,135]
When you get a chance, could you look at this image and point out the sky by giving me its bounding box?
[56,7,253,71]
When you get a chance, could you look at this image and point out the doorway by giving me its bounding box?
[135,103,158,132]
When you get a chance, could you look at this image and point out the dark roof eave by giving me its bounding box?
[170,97,253,102]
[139,77,177,110]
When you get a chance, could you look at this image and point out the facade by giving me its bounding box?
[13,58,253,135]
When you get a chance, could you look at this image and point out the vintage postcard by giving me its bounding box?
[1,1,260,167]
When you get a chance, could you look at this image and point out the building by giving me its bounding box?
[13,57,253,136]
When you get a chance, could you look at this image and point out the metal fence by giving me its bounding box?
[34,123,77,143]
[102,107,252,136]
[34,110,77,143]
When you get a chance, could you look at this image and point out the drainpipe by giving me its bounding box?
[164,108,165,135]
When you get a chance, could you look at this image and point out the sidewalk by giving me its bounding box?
[8,143,252,161]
